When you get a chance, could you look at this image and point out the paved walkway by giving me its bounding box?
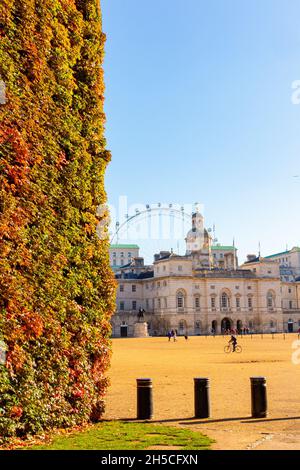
[104,336,300,450]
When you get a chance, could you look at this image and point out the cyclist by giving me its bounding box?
[229,335,237,352]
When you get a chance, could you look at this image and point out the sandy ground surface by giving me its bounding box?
[104,335,300,450]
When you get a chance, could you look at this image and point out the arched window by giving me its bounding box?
[177,290,186,310]
[221,292,230,309]
[267,291,275,310]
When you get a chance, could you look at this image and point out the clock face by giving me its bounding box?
[186,228,205,252]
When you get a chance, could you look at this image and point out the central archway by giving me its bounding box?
[221,317,232,332]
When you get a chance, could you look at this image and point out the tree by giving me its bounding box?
[0,0,116,441]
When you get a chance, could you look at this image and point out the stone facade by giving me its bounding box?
[110,244,140,270]
[110,213,300,337]
[264,247,300,282]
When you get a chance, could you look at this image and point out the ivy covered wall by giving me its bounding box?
[0,0,116,441]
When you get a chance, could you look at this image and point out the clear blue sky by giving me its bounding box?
[102,0,300,263]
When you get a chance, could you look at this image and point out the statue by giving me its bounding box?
[134,308,148,337]
[137,308,145,322]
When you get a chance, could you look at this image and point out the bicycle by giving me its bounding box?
[224,344,242,354]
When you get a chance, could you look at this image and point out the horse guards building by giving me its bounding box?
[110,212,300,337]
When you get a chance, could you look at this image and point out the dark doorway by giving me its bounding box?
[288,321,294,333]
[120,325,128,337]
[221,317,232,332]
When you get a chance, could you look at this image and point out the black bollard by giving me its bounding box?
[250,377,267,418]
[137,378,153,420]
[194,378,210,419]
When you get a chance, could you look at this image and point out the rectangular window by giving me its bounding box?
[132,285,136,292]
[248,297,253,309]
[236,297,240,308]
[120,301,125,311]
[120,285,124,292]
[177,297,184,308]
[146,299,149,309]
[178,266,183,272]
[132,301,137,310]
[289,301,293,310]
[211,297,216,309]
[195,297,200,309]
[158,298,161,309]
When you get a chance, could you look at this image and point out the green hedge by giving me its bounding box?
[0,0,116,442]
